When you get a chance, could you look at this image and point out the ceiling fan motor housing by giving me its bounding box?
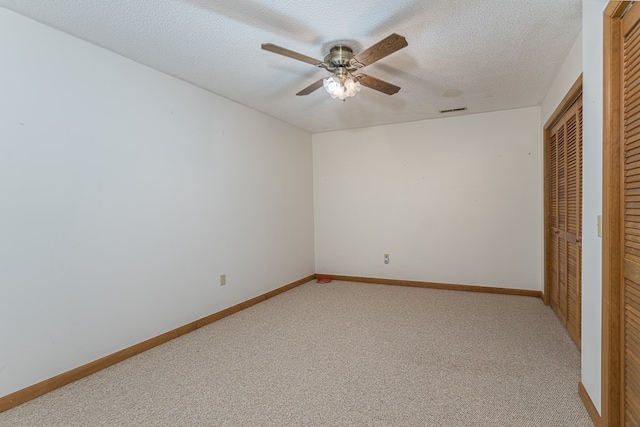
[324,46,360,73]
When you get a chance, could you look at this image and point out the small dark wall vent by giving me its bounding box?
[439,107,467,114]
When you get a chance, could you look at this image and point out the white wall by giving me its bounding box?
[540,33,583,125]
[537,0,606,412]
[0,8,314,398]
[581,0,608,414]
[313,107,542,290]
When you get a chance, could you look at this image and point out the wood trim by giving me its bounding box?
[194,275,315,328]
[318,274,543,298]
[544,74,584,130]
[602,2,627,426]
[580,382,602,427]
[0,274,316,413]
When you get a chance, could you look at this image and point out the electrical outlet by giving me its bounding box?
[384,254,389,264]
[220,274,226,286]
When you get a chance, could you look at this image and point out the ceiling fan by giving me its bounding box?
[261,33,408,101]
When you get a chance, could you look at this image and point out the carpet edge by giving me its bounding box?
[0,273,316,413]
[319,274,543,298]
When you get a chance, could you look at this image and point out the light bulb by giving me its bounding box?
[323,73,361,100]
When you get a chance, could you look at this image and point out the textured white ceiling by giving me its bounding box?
[0,0,581,133]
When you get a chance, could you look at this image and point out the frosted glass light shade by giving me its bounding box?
[323,74,361,100]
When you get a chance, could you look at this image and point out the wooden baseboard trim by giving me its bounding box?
[578,382,601,427]
[319,274,543,298]
[0,274,316,413]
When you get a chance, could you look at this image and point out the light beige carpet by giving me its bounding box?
[0,281,593,426]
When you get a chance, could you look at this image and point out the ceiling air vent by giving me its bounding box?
[439,107,467,114]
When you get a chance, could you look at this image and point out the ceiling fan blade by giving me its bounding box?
[354,33,408,67]
[261,43,323,66]
[296,79,325,96]
[359,74,401,95]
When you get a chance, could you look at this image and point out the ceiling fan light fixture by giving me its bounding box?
[262,33,407,99]
[323,74,361,100]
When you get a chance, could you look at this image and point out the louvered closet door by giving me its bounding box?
[565,104,582,344]
[621,5,640,424]
[550,132,559,311]
[548,96,582,347]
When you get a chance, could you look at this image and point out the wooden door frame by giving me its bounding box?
[543,75,583,306]
[602,2,629,426]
